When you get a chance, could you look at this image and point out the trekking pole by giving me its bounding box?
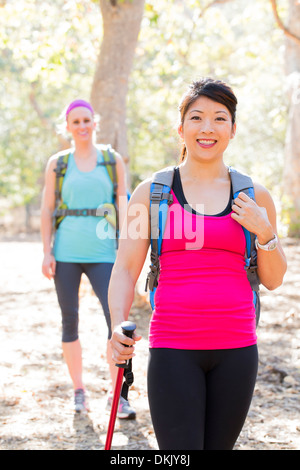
[104,320,136,450]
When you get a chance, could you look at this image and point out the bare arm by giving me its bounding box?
[108,179,151,364]
[40,155,58,280]
[231,183,287,290]
[115,152,128,232]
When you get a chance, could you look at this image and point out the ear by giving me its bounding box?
[178,124,183,139]
[230,122,237,139]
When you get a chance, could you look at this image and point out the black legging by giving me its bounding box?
[54,261,113,342]
[147,345,258,450]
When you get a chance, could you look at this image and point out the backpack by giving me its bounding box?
[53,144,119,240]
[145,166,261,326]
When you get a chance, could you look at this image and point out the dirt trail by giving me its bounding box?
[0,235,299,450]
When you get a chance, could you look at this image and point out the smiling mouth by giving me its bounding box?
[197,139,217,148]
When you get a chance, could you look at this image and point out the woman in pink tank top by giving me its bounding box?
[108,79,287,449]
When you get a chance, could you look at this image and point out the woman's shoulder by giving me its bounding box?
[253,181,271,197]
[253,181,275,210]
[129,178,152,208]
[47,148,73,170]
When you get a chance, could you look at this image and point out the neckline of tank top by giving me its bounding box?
[71,148,103,174]
[172,166,233,217]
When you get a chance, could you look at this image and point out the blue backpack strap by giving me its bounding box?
[146,166,175,310]
[229,166,261,326]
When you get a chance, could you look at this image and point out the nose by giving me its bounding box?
[201,118,214,133]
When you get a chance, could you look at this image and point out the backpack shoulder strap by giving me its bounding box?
[152,165,176,186]
[54,151,70,203]
[228,166,257,269]
[229,166,261,325]
[146,166,175,308]
[97,144,119,243]
[98,144,118,188]
[150,166,175,241]
[54,151,70,173]
[229,166,255,200]
[51,151,71,237]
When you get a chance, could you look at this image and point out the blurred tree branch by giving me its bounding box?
[29,83,70,150]
[200,0,234,18]
[270,0,300,46]
[179,0,234,65]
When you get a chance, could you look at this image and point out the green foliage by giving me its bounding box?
[0,0,101,206]
[128,0,288,194]
[0,0,289,218]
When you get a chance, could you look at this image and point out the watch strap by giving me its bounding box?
[255,234,278,251]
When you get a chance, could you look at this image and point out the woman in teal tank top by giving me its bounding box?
[41,100,135,418]
[53,149,117,263]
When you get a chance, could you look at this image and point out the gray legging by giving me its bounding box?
[54,261,113,342]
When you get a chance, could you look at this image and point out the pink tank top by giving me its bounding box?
[149,190,257,350]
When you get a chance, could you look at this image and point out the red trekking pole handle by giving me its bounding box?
[104,321,136,450]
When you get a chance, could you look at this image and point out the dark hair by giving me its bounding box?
[179,78,238,161]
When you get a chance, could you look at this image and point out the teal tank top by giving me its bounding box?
[54,150,116,263]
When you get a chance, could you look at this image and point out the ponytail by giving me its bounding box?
[180,144,187,162]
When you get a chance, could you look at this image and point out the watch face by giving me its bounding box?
[268,241,277,251]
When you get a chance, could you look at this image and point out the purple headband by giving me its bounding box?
[65,99,94,119]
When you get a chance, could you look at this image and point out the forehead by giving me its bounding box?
[188,96,230,114]
[67,106,94,120]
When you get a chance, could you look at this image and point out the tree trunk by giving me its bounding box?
[283,1,300,236]
[90,0,145,169]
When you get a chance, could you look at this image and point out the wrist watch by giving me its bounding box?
[255,234,278,251]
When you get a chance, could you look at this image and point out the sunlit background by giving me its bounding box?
[0,0,298,236]
[0,0,299,451]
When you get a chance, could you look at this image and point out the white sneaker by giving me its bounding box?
[106,394,136,420]
[74,388,89,413]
